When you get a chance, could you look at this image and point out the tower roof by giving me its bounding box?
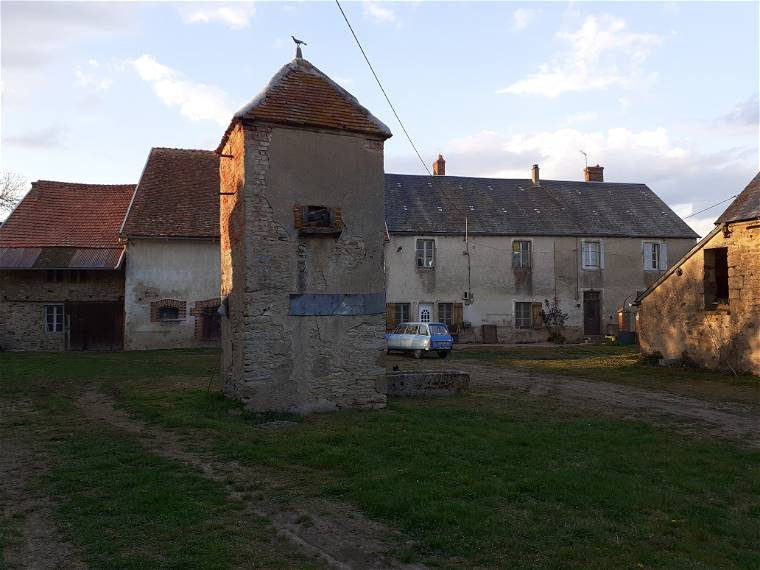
[217,58,391,151]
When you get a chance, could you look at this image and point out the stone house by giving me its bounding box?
[120,147,221,350]
[637,172,760,375]
[385,160,699,343]
[217,55,391,412]
[0,181,134,350]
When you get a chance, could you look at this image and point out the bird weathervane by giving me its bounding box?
[292,36,307,59]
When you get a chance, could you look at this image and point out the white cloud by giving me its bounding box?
[720,92,759,127]
[75,59,120,91]
[363,1,396,23]
[563,111,598,126]
[183,3,256,30]
[131,55,234,126]
[5,126,67,149]
[333,77,354,87]
[499,15,663,98]
[511,8,540,31]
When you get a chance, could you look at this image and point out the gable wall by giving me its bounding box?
[638,220,760,374]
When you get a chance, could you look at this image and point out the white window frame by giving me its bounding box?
[43,304,64,334]
[415,238,436,269]
[511,239,532,269]
[581,239,604,270]
[514,301,533,329]
[642,240,667,271]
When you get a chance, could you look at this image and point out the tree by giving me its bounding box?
[0,171,28,214]
[541,297,568,344]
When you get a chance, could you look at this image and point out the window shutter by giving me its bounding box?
[531,303,543,329]
[599,241,605,269]
[386,303,396,331]
[659,242,668,270]
[643,242,653,270]
[453,303,464,331]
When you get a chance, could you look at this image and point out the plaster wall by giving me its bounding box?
[124,238,220,350]
[639,221,760,375]
[221,124,387,412]
[385,234,694,342]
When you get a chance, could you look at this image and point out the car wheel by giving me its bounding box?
[413,349,424,359]
[437,350,449,359]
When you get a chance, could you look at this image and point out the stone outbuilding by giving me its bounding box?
[120,147,221,350]
[0,181,134,350]
[217,55,392,412]
[637,172,760,375]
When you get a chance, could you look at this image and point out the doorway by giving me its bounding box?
[418,303,433,323]
[67,301,123,351]
[583,291,601,335]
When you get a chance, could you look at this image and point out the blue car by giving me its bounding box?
[385,321,454,359]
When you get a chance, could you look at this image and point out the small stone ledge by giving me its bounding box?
[386,370,470,397]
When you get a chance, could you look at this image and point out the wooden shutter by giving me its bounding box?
[659,242,668,270]
[643,242,653,270]
[531,303,543,329]
[386,303,396,331]
[453,303,464,332]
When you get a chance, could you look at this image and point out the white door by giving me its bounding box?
[419,303,433,323]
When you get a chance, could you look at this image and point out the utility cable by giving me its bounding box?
[684,194,738,219]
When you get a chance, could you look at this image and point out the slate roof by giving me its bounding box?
[121,147,220,238]
[715,171,760,224]
[0,181,135,248]
[218,57,391,151]
[385,175,699,238]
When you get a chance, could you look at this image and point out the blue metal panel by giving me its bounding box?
[289,292,385,316]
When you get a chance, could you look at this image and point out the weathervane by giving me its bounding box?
[292,36,307,59]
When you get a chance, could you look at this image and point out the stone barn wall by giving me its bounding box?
[638,220,760,375]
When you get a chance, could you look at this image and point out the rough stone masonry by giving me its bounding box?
[217,56,393,412]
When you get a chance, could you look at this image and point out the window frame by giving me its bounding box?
[512,240,532,269]
[43,304,64,334]
[642,240,667,271]
[415,238,436,269]
[394,303,411,324]
[437,302,453,326]
[581,239,604,270]
[514,302,533,329]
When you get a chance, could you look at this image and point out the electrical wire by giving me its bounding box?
[334,0,431,177]
[683,194,739,219]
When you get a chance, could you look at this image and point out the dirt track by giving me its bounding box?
[386,355,760,448]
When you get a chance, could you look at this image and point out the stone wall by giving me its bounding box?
[385,235,695,342]
[221,124,387,413]
[123,238,221,350]
[639,220,760,375]
[0,269,124,351]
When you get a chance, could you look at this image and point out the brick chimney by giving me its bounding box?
[584,164,604,182]
[531,164,540,186]
[433,154,446,176]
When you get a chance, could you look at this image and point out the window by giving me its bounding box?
[438,302,453,326]
[704,247,729,308]
[44,304,64,333]
[293,205,343,235]
[643,242,666,271]
[429,324,449,335]
[46,270,64,283]
[394,303,410,324]
[420,307,431,322]
[416,239,435,268]
[158,306,180,321]
[200,306,221,340]
[515,302,543,330]
[582,240,602,269]
[512,240,531,269]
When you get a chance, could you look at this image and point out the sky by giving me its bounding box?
[1,1,758,236]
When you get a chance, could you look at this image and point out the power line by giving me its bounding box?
[334,0,432,176]
[684,194,738,219]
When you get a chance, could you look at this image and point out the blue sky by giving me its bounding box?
[2,1,758,235]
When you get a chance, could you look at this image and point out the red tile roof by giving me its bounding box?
[121,147,220,238]
[218,58,391,151]
[0,181,135,248]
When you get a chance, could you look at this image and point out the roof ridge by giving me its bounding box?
[384,173,648,186]
[150,147,215,154]
[34,180,136,188]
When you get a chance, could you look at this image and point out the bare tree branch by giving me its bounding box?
[0,171,28,214]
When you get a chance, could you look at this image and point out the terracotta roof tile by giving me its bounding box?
[0,181,135,248]
[218,58,391,151]
[121,147,220,238]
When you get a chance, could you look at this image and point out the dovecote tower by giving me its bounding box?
[217,56,392,412]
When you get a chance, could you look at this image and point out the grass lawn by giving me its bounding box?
[2,348,759,569]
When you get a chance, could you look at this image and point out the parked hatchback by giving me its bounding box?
[386,322,454,359]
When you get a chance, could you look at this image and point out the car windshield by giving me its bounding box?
[393,325,407,334]
[429,324,449,335]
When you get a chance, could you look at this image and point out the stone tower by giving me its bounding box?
[217,56,392,413]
